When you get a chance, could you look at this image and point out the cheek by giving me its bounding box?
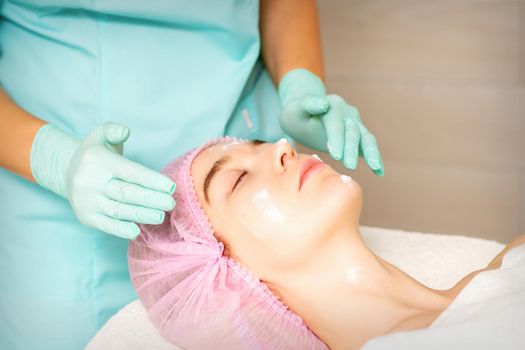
[227,188,303,270]
[267,174,362,267]
[218,175,362,274]
[236,188,294,239]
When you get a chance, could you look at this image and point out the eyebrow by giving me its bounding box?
[203,139,265,204]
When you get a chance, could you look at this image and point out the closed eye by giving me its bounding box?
[232,170,247,192]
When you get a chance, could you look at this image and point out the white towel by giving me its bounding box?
[85,225,505,350]
[361,244,525,350]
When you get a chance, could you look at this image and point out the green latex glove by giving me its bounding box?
[278,68,384,176]
[30,122,176,239]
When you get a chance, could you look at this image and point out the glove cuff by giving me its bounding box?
[277,68,327,105]
[30,123,81,197]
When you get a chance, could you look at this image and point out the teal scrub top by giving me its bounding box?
[0,1,292,349]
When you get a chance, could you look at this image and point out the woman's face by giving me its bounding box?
[191,139,362,280]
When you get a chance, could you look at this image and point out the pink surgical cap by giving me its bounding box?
[128,136,328,350]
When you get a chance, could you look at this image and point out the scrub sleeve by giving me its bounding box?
[0,0,291,349]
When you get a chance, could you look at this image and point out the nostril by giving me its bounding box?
[280,153,286,166]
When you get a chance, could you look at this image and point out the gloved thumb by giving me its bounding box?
[301,96,330,115]
[99,122,131,145]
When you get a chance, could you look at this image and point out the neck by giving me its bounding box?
[269,226,455,350]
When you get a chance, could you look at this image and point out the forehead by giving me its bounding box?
[200,141,247,161]
[193,141,247,171]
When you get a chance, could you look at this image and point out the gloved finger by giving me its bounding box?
[320,102,345,160]
[82,122,130,155]
[98,196,166,225]
[109,155,176,195]
[92,213,141,239]
[360,130,384,176]
[279,100,328,152]
[300,96,330,115]
[342,118,361,170]
[104,178,175,211]
[99,122,131,145]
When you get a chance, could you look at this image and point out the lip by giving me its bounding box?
[298,158,325,191]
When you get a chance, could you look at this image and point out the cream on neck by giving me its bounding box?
[264,226,455,350]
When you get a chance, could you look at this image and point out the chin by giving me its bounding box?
[325,172,362,219]
[303,172,363,233]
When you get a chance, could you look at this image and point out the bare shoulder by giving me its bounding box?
[445,234,525,299]
[486,233,525,269]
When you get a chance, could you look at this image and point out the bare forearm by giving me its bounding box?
[260,0,324,85]
[0,88,46,182]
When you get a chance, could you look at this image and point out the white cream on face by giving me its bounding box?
[340,174,352,183]
[251,189,285,235]
[344,266,363,283]
[312,154,323,162]
[219,141,243,152]
[277,137,288,145]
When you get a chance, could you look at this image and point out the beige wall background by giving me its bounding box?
[297,0,525,243]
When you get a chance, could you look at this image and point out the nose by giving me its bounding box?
[274,138,296,171]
